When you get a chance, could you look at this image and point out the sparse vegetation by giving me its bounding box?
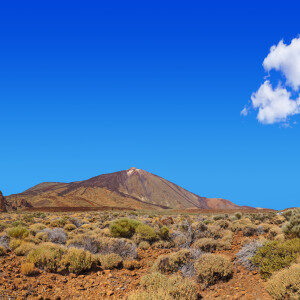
[0,209,299,299]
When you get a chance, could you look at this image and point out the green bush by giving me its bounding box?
[234,212,242,220]
[135,223,156,242]
[194,253,233,287]
[27,243,65,272]
[266,264,300,299]
[158,226,170,240]
[7,226,29,239]
[251,238,300,279]
[61,248,93,274]
[109,218,141,238]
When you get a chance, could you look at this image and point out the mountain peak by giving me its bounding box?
[6,168,243,211]
[127,167,141,176]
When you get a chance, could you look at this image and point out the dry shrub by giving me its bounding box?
[282,208,300,238]
[128,272,199,300]
[15,242,36,256]
[152,249,192,274]
[61,247,93,274]
[21,262,37,276]
[98,253,123,269]
[35,231,49,242]
[9,238,22,250]
[123,260,140,270]
[27,242,65,272]
[236,240,264,270]
[194,253,233,287]
[139,241,150,250]
[152,240,174,249]
[67,234,100,254]
[29,223,46,235]
[64,223,77,231]
[266,264,300,299]
[0,246,6,256]
[43,228,67,244]
[192,238,219,252]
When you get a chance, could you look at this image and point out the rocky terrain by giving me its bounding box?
[6,168,248,211]
[0,208,299,299]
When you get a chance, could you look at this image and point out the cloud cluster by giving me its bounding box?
[243,36,300,125]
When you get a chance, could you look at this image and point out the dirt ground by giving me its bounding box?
[0,233,273,300]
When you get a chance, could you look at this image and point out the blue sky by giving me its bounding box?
[1,1,300,209]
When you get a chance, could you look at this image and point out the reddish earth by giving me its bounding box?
[0,233,273,299]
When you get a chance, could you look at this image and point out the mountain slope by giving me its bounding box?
[6,167,241,210]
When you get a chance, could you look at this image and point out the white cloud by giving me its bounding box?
[251,81,300,124]
[242,36,300,125]
[263,37,300,91]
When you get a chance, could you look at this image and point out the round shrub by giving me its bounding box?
[98,253,123,269]
[135,223,156,242]
[64,224,77,231]
[192,238,219,252]
[15,242,36,256]
[109,218,140,238]
[158,226,170,240]
[194,253,233,287]
[152,249,192,274]
[139,241,150,250]
[61,248,93,274]
[7,226,29,239]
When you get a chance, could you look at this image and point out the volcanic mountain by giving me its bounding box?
[6,167,242,210]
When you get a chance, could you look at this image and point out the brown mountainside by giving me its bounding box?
[6,167,244,210]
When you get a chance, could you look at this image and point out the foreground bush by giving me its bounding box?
[251,238,300,279]
[27,243,65,272]
[128,272,199,300]
[109,218,140,238]
[194,253,233,287]
[266,264,300,299]
[61,247,93,274]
